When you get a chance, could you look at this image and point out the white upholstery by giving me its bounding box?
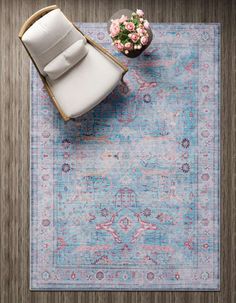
[22,8,124,118]
[44,40,88,80]
[47,44,123,118]
[22,9,85,75]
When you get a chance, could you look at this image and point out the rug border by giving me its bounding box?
[29,23,221,291]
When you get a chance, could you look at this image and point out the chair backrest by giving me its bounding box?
[21,8,84,75]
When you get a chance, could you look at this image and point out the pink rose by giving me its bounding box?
[137,28,145,36]
[136,9,144,17]
[130,33,139,43]
[140,36,149,45]
[112,18,120,24]
[124,42,133,50]
[125,22,135,31]
[114,41,124,51]
[110,22,120,37]
[119,15,128,23]
[144,21,150,29]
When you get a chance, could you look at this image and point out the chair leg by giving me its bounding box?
[121,73,126,83]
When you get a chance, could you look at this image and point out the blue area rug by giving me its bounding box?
[30,23,220,290]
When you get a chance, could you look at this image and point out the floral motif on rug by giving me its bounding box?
[30,23,220,290]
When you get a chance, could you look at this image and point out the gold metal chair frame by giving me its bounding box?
[18,5,128,121]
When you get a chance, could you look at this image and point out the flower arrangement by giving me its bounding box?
[109,9,150,55]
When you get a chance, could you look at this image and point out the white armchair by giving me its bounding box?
[19,5,128,121]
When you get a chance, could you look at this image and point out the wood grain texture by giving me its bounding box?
[0,0,235,302]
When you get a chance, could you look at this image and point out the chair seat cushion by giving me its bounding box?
[44,40,88,80]
[22,8,84,75]
[46,44,123,118]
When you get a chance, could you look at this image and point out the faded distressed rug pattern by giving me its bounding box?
[30,23,220,290]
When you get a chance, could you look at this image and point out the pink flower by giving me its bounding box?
[114,41,124,51]
[125,22,135,31]
[124,42,133,50]
[110,22,120,37]
[119,15,128,23]
[137,28,145,36]
[144,21,150,29]
[112,18,119,24]
[136,9,144,17]
[140,36,149,45]
[130,33,139,43]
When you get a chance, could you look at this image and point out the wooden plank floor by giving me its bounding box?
[0,0,235,302]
